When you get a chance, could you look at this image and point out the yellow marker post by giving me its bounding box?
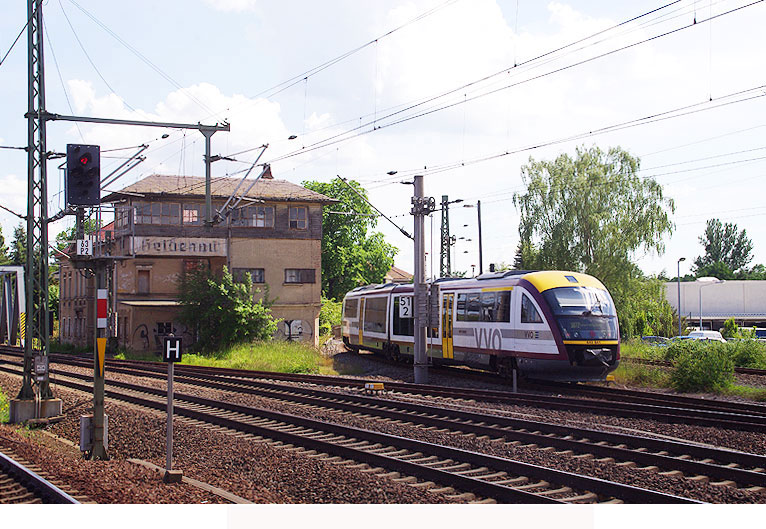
[96,338,107,378]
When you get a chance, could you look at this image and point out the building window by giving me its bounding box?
[183,204,202,225]
[134,202,180,225]
[161,203,180,225]
[253,206,274,227]
[289,206,308,229]
[116,206,131,228]
[137,270,150,294]
[231,205,275,227]
[233,268,265,283]
[157,322,173,335]
[284,268,315,284]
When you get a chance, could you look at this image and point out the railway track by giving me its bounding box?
[0,361,695,504]
[3,347,765,432]
[18,356,766,490]
[0,449,80,504]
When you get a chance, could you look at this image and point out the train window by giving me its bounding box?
[392,296,415,336]
[495,292,511,322]
[456,294,466,320]
[481,292,496,321]
[465,293,481,321]
[343,298,358,318]
[521,294,544,324]
[363,297,387,333]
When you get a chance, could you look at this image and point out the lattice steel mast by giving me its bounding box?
[18,0,53,400]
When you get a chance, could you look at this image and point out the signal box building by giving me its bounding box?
[59,172,334,351]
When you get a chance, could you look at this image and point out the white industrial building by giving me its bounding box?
[664,280,766,331]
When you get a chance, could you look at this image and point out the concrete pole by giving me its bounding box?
[677,257,685,335]
[413,175,428,384]
[477,200,483,275]
[202,129,216,227]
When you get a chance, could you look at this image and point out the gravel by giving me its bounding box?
[2,349,765,504]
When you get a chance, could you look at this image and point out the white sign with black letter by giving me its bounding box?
[77,239,92,256]
[399,296,413,319]
[163,336,182,363]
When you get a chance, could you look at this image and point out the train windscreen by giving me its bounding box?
[543,287,618,340]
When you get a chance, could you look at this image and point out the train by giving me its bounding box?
[341,270,620,382]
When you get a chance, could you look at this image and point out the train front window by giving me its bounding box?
[543,287,616,317]
[543,287,618,340]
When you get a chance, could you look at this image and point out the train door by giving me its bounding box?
[442,293,454,359]
[358,298,366,346]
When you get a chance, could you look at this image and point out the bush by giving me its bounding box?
[728,339,766,369]
[663,339,700,363]
[670,343,734,392]
[178,266,278,352]
[319,297,342,336]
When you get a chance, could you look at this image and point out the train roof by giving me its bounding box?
[342,270,608,298]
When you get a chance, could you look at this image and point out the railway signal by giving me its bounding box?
[66,144,101,206]
[163,335,183,483]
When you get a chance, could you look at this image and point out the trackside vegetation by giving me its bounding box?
[0,389,9,423]
[615,340,766,400]
[178,266,278,351]
[181,341,336,375]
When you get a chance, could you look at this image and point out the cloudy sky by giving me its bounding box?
[1,0,764,279]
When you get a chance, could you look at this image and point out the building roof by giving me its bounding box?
[102,174,337,204]
[385,265,413,283]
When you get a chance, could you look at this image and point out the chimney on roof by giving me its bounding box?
[262,165,273,179]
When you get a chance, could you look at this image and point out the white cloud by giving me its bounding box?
[202,0,257,12]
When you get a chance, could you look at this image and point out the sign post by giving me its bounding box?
[163,335,183,483]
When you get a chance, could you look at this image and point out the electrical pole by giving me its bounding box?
[476,200,483,275]
[440,195,451,277]
[411,176,435,384]
[11,0,62,423]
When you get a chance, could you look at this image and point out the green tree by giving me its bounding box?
[178,266,278,351]
[613,275,677,338]
[513,146,674,290]
[693,219,753,275]
[0,226,10,265]
[303,179,398,300]
[9,224,26,266]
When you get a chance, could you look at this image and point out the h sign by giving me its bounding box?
[163,336,182,363]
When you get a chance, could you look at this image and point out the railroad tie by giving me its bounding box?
[514,480,550,491]
[563,492,599,503]
[538,486,572,496]
[709,480,737,488]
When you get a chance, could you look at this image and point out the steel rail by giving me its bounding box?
[0,451,80,504]
[0,363,695,504]
[47,360,766,487]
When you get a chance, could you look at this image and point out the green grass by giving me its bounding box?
[726,385,766,402]
[181,341,337,375]
[0,390,9,423]
[611,362,671,388]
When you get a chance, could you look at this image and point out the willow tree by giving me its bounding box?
[513,146,675,334]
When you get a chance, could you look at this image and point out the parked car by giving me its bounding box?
[641,336,670,346]
[686,330,727,343]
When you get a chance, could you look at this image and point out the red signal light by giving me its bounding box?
[80,156,89,165]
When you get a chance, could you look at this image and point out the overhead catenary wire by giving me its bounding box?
[0,11,33,68]
[58,0,137,112]
[263,0,762,166]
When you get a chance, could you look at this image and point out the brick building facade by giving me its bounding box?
[58,172,334,351]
